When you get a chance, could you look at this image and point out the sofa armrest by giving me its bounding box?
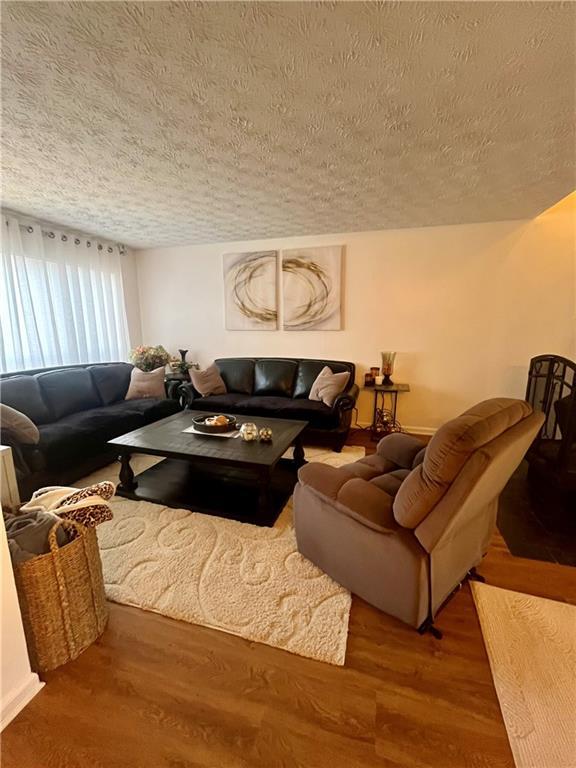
[332,383,359,413]
[0,430,33,479]
[179,382,201,408]
[377,433,425,469]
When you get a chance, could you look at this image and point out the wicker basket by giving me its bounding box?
[13,518,108,673]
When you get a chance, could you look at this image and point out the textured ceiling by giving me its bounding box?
[1,1,575,249]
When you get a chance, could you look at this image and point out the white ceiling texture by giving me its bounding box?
[1,1,574,248]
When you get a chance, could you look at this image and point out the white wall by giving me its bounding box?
[1,447,43,730]
[134,197,575,431]
[120,249,143,348]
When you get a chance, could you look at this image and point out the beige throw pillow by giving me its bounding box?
[190,363,227,397]
[309,366,350,407]
[0,403,40,444]
[125,366,166,400]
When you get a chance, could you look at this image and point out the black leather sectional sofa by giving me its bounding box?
[0,363,180,499]
[180,357,359,451]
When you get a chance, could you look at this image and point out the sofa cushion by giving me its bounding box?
[254,359,298,397]
[370,469,411,497]
[0,375,51,424]
[340,461,383,481]
[294,360,353,399]
[37,399,180,471]
[36,368,102,421]
[356,454,398,474]
[393,398,533,529]
[38,408,143,470]
[117,397,181,424]
[190,363,227,397]
[187,394,249,412]
[309,366,350,406]
[377,433,426,469]
[215,359,254,395]
[238,396,339,429]
[89,363,133,404]
[126,367,166,400]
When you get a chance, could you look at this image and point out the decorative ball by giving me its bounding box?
[259,427,273,442]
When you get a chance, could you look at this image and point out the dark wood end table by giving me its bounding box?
[363,383,410,440]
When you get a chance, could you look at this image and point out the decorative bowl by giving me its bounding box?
[192,414,237,434]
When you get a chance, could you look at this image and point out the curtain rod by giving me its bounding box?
[2,209,127,255]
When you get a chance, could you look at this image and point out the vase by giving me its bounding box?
[381,352,396,386]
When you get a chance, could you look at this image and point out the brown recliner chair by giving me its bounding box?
[294,398,544,635]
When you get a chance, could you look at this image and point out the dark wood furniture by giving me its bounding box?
[525,354,576,499]
[363,383,410,439]
[179,357,359,451]
[109,410,307,526]
[165,371,190,401]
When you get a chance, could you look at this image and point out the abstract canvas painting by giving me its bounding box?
[223,251,278,330]
[281,246,343,330]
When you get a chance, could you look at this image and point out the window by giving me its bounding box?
[0,214,129,373]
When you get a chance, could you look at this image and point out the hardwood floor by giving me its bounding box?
[3,433,575,768]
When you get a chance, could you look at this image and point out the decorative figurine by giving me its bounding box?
[239,422,259,441]
[259,427,273,442]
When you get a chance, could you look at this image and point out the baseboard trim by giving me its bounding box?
[404,425,437,436]
[354,421,437,436]
[1,673,44,731]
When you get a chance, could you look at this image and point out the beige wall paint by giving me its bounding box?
[134,199,575,431]
[120,249,143,348]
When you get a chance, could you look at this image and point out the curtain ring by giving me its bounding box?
[87,241,91,247]
[107,247,113,253]
[27,226,34,233]
[74,238,80,245]
[97,244,103,251]
[48,231,55,238]
[62,235,68,242]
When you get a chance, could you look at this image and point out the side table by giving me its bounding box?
[165,372,190,401]
[364,383,410,440]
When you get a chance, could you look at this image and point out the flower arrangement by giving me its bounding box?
[130,345,171,372]
[168,348,199,376]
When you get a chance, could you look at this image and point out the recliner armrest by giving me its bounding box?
[377,433,425,469]
[298,462,397,533]
[332,383,359,412]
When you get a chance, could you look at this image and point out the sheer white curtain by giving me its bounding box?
[0,214,130,373]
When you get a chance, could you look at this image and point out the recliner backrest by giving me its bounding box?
[392,399,534,529]
[414,410,544,552]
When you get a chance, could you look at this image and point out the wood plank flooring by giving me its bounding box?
[3,433,575,768]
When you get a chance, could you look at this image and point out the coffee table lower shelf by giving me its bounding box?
[115,457,299,527]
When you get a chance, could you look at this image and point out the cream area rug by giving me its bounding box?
[472,582,576,768]
[76,446,364,666]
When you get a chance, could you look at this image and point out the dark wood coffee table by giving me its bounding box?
[108,410,308,526]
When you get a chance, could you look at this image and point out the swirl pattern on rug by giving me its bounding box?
[86,447,363,665]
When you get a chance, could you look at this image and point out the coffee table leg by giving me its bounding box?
[118,453,138,492]
[258,470,271,517]
[293,436,306,469]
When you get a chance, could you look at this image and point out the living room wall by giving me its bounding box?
[133,195,575,432]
